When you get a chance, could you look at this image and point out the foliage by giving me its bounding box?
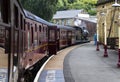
[20,0,58,21]
[88,9,97,15]
[57,0,97,15]
[20,0,97,21]
[68,0,77,4]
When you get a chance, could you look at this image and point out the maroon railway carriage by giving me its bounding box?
[57,25,76,49]
[0,0,86,82]
[22,10,58,82]
[48,25,57,55]
[0,0,26,82]
[0,0,57,81]
[9,0,26,82]
[23,10,49,70]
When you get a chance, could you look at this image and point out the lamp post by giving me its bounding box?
[96,12,105,51]
[103,12,108,57]
[112,0,120,67]
[100,11,108,57]
[97,11,108,56]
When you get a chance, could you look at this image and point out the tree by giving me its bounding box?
[57,0,97,15]
[20,0,97,21]
[68,0,77,4]
[20,0,58,21]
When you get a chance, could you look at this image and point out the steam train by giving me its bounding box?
[0,0,89,82]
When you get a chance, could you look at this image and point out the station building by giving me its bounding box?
[96,0,120,47]
[96,0,120,66]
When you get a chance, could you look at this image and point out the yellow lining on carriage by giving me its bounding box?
[25,43,48,53]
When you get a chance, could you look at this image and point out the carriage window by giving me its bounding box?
[24,32,27,50]
[20,32,23,53]
[43,27,46,41]
[14,31,18,54]
[49,30,55,41]
[24,19,26,31]
[35,24,37,32]
[0,1,2,22]
[68,32,72,39]
[34,32,38,47]
[57,31,60,39]
[20,14,23,30]
[31,27,34,43]
[27,31,31,49]
[28,23,30,30]
[0,0,9,23]
[39,25,41,32]
[33,24,38,47]
[46,27,48,38]
[41,27,43,41]
[43,27,44,32]
[0,27,5,48]
[14,5,18,28]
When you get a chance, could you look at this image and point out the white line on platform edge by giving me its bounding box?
[34,55,54,82]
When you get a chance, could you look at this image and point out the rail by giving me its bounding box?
[34,55,54,82]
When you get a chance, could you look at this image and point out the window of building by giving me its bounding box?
[61,19,64,25]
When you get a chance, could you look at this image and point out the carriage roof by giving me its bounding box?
[57,25,75,30]
[24,10,54,26]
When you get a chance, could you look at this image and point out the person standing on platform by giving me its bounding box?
[94,33,97,45]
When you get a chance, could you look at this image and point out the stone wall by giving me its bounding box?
[97,1,120,45]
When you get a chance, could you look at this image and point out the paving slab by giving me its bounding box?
[0,68,8,82]
[64,41,120,82]
[39,70,65,82]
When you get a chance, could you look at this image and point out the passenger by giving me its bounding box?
[94,33,97,45]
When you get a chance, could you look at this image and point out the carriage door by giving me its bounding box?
[0,0,11,82]
[48,26,57,55]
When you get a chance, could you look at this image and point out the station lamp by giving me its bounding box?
[96,12,105,51]
[112,0,120,7]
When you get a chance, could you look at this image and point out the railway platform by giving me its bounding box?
[36,41,120,82]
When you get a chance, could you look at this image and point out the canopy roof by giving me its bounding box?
[97,0,114,6]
